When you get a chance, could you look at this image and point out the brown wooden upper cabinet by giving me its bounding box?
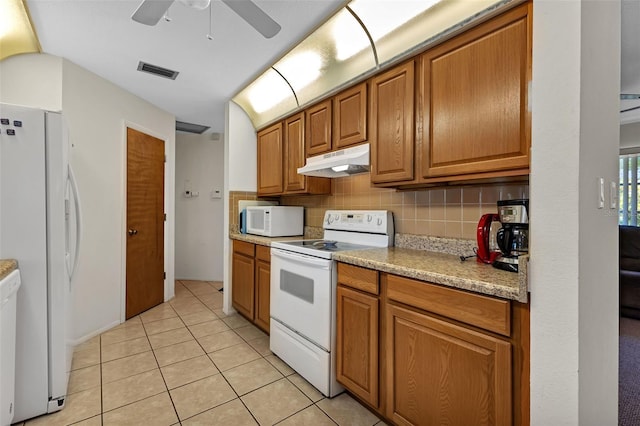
[284,112,306,193]
[257,122,283,196]
[334,82,368,150]
[419,2,532,180]
[257,115,331,196]
[370,61,415,184]
[305,100,332,156]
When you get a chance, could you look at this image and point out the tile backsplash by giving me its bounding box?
[229,174,528,240]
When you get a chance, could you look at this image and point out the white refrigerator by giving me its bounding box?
[0,103,81,422]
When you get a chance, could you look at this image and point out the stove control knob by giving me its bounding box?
[334,214,340,222]
[367,214,372,222]
[377,217,383,226]
[327,215,334,225]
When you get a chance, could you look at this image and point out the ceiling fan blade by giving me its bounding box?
[221,0,281,38]
[621,104,640,114]
[131,0,175,26]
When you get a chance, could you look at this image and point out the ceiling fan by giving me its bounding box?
[131,0,281,38]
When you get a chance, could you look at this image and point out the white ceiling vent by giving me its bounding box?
[137,61,179,80]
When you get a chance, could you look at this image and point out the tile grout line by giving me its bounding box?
[180,280,292,425]
[144,301,182,424]
[167,281,246,424]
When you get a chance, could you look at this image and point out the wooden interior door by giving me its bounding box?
[126,127,165,319]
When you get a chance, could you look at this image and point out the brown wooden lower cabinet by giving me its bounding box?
[336,285,379,407]
[231,241,255,319]
[254,245,271,333]
[335,262,529,426]
[386,302,511,426]
[231,240,271,333]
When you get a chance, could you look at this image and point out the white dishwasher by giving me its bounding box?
[0,269,21,426]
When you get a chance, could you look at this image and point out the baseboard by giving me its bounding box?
[70,319,120,347]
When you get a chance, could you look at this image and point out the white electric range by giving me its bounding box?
[269,210,394,397]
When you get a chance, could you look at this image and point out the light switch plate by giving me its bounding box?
[598,177,604,209]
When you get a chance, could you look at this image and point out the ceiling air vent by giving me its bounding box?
[176,121,210,134]
[137,61,179,80]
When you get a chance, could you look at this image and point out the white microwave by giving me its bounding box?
[245,206,304,237]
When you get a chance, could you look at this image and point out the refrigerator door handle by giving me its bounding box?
[66,165,82,282]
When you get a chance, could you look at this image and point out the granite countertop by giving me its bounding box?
[229,231,528,303]
[0,259,18,281]
[229,232,307,247]
[333,248,528,303]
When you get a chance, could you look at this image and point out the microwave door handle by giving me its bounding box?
[271,248,332,269]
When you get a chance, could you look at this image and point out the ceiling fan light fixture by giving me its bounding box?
[178,0,211,10]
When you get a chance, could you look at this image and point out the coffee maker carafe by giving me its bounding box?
[493,199,529,273]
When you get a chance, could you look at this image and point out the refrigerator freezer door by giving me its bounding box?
[45,111,72,406]
[0,104,50,421]
[0,105,71,420]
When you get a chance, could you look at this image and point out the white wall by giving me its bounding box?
[621,121,640,150]
[530,1,619,424]
[222,101,258,313]
[175,132,224,280]
[227,101,259,192]
[0,53,176,343]
[0,54,62,112]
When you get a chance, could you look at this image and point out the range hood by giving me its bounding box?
[298,143,370,178]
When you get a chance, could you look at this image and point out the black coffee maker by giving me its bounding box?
[493,199,529,273]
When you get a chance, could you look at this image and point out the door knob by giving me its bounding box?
[128,229,138,236]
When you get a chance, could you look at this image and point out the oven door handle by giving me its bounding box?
[271,248,333,269]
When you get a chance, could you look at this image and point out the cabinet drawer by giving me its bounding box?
[338,263,379,295]
[386,274,511,336]
[233,240,255,257]
[256,244,271,262]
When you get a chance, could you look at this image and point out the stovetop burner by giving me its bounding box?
[270,210,394,259]
[312,240,338,249]
[271,239,379,259]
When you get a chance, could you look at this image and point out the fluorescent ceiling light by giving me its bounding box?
[276,51,322,91]
[249,51,322,113]
[333,10,369,61]
[335,0,441,61]
[0,0,40,60]
[248,69,293,113]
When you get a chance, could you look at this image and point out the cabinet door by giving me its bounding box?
[337,286,379,407]
[386,303,511,426]
[306,100,332,156]
[284,112,306,193]
[257,122,283,195]
[232,251,255,320]
[254,258,271,333]
[370,61,415,184]
[420,3,531,178]
[334,82,367,149]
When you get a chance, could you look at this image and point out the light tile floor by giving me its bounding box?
[16,280,386,426]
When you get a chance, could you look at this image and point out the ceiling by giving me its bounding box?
[23,0,640,132]
[621,0,640,124]
[25,0,347,134]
